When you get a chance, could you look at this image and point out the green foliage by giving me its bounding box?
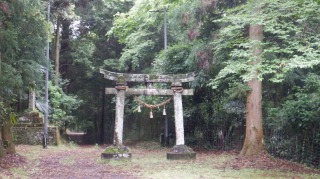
[0,0,49,103]
[268,74,320,131]
[225,81,251,100]
[71,38,96,70]
[153,44,191,73]
[118,34,156,71]
[109,0,168,44]
[49,82,82,127]
[210,0,320,88]
[108,0,181,72]
[265,73,320,166]
[53,0,78,20]
[50,0,133,132]
[0,102,18,126]
[9,112,17,125]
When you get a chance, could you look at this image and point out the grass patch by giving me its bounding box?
[99,142,320,179]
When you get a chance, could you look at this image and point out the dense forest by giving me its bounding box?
[0,0,319,168]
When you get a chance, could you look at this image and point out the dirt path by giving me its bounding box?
[34,148,133,178]
[6,145,139,179]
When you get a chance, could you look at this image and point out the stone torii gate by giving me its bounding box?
[100,69,196,160]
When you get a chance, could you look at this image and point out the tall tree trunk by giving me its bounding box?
[239,0,266,157]
[60,19,71,81]
[55,16,61,85]
[1,101,16,154]
[1,121,15,154]
[0,131,6,157]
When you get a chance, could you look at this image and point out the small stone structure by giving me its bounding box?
[101,146,132,159]
[100,69,196,160]
[65,130,94,144]
[13,112,60,145]
[167,145,196,160]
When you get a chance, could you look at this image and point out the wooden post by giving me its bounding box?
[114,85,126,146]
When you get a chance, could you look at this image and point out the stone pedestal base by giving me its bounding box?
[101,146,132,160]
[167,145,196,160]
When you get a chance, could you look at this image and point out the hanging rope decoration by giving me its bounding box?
[134,96,172,118]
[134,96,172,109]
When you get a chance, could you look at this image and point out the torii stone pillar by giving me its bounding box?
[172,82,185,145]
[101,83,132,159]
[166,82,196,160]
[114,83,126,146]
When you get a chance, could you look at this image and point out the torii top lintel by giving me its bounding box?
[100,69,195,84]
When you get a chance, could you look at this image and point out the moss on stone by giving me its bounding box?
[103,146,130,154]
[116,74,129,84]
